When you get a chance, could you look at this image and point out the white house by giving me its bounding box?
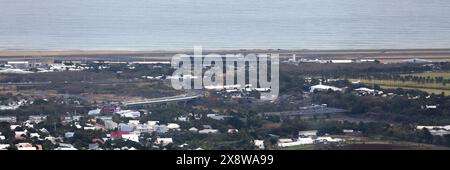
[330,60,353,64]
[198,129,219,134]
[343,129,355,133]
[297,137,315,145]
[298,130,318,137]
[425,105,438,109]
[316,137,344,143]
[84,127,96,130]
[155,138,173,146]
[354,87,375,94]
[75,124,82,129]
[136,124,150,133]
[0,144,10,150]
[18,147,37,150]
[88,109,101,116]
[28,115,47,123]
[177,116,189,122]
[128,120,140,127]
[310,84,342,92]
[116,110,141,118]
[65,132,75,138]
[189,127,199,132]
[122,134,139,143]
[167,123,180,129]
[7,61,29,69]
[104,120,118,130]
[254,140,265,149]
[40,128,49,133]
[147,121,159,126]
[54,147,78,150]
[206,114,231,120]
[278,138,293,143]
[30,133,40,139]
[278,137,314,147]
[10,125,21,130]
[54,143,77,150]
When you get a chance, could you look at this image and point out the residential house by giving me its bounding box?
[310,84,342,92]
[254,140,265,149]
[167,123,180,130]
[316,137,344,143]
[145,121,159,132]
[0,116,17,123]
[176,116,189,122]
[0,144,10,150]
[110,131,130,139]
[198,129,219,134]
[95,116,113,121]
[10,125,20,130]
[88,109,101,116]
[278,139,293,144]
[206,114,231,120]
[55,143,77,150]
[189,127,198,132]
[116,110,141,118]
[118,123,134,132]
[278,138,314,147]
[18,147,37,150]
[343,129,355,133]
[425,105,438,109]
[122,134,139,143]
[298,130,318,137]
[88,143,100,150]
[128,120,140,127]
[40,128,49,133]
[100,105,117,114]
[354,87,376,95]
[65,132,75,138]
[136,124,150,133]
[30,133,40,139]
[72,115,83,121]
[28,115,47,123]
[156,125,169,134]
[84,126,96,130]
[104,120,118,130]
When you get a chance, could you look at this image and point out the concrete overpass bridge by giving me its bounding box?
[122,93,202,108]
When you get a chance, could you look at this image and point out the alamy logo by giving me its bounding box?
[171,46,279,100]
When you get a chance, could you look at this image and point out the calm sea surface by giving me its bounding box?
[1,0,450,50]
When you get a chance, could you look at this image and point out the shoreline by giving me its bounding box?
[2,48,450,63]
[1,48,450,56]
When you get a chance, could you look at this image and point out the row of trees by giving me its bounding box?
[357,73,450,86]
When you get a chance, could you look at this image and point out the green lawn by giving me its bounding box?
[352,79,450,95]
[379,85,450,95]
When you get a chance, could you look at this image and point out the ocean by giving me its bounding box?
[1,0,450,50]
